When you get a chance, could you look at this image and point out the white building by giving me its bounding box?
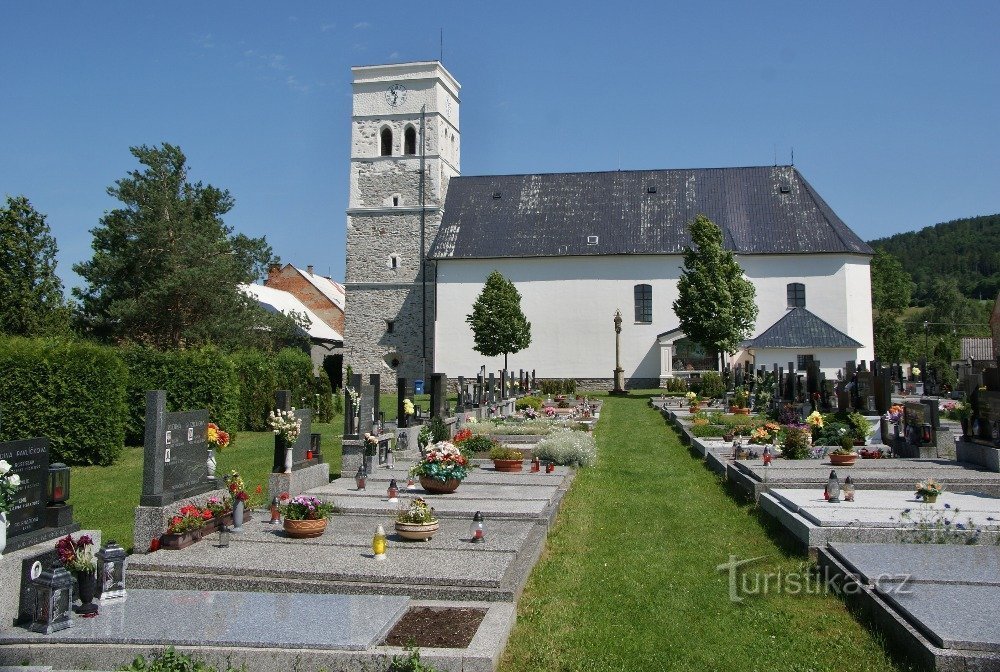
[241,283,344,372]
[429,167,874,387]
[340,61,875,388]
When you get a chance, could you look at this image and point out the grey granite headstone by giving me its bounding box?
[358,384,375,434]
[139,391,210,507]
[456,376,466,412]
[0,437,49,538]
[369,374,380,419]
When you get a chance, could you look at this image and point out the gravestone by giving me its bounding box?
[431,373,448,417]
[456,376,466,412]
[369,374,381,420]
[358,384,376,435]
[0,437,49,538]
[271,390,313,473]
[476,374,484,407]
[531,369,536,390]
[396,377,409,428]
[904,402,928,446]
[856,369,874,413]
[139,391,211,507]
[978,391,1000,443]
[488,373,496,404]
[499,369,507,400]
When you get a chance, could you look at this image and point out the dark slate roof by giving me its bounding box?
[743,308,863,349]
[430,166,872,259]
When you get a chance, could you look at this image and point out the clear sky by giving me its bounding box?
[2,1,998,292]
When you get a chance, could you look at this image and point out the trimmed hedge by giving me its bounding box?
[232,349,278,431]
[0,337,127,465]
[120,346,240,445]
[275,348,313,408]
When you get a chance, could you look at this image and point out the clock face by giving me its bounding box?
[386,84,407,107]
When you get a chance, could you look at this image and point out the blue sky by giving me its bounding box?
[2,1,998,292]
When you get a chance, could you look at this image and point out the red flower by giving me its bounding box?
[255,485,263,494]
[149,538,161,552]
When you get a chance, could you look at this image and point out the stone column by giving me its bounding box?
[612,310,626,395]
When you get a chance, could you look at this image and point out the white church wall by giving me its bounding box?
[434,253,875,383]
[751,348,861,382]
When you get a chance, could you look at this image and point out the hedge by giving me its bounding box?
[0,337,127,466]
[120,346,240,445]
[232,349,278,431]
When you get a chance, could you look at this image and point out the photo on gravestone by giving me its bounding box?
[162,411,209,499]
[0,437,49,538]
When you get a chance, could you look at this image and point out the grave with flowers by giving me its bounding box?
[266,389,330,508]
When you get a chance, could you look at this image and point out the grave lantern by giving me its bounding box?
[269,497,282,524]
[218,523,231,548]
[826,470,841,503]
[372,524,387,560]
[531,456,540,472]
[843,476,856,502]
[406,475,416,490]
[762,445,773,466]
[29,565,74,634]
[921,423,933,444]
[386,443,395,469]
[96,540,128,602]
[355,465,367,491]
[387,479,399,503]
[48,463,71,505]
[545,461,555,473]
[470,511,486,543]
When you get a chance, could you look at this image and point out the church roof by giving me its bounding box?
[240,284,344,343]
[743,308,863,349]
[429,166,872,259]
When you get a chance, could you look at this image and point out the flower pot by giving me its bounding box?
[394,520,439,541]
[159,531,197,550]
[0,512,7,559]
[232,500,246,533]
[829,453,858,466]
[921,494,939,504]
[420,476,461,494]
[283,518,328,539]
[689,406,700,414]
[492,458,524,472]
[734,408,750,415]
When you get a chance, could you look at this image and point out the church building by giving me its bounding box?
[343,61,875,389]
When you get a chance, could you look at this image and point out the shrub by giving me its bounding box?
[461,435,499,455]
[274,347,313,407]
[782,425,813,459]
[516,395,543,411]
[690,424,731,438]
[231,349,276,431]
[561,378,577,394]
[533,428,596,467]
[310,371,335,423]
[429,416,448,442]
[699,371,725,399]
[120,346,239,445]
[489,445,524,460]
[0,336,127,466]
[662,377,688,393]
[469,419,556,436]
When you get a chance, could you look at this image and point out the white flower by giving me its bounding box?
[0,460,9,474]
[8,474,20,487]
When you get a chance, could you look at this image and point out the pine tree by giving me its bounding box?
[672,214,758,365]
[0,196,70,336]
[465,271,531,370]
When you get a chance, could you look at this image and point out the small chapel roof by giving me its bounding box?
[743,308,863,349]
[430,165,872,259]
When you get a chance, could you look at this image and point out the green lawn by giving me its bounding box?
[70,422,343,552]
[499,394,908,672]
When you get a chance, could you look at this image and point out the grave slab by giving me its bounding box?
[828,542,1000,586]
[0,589,408,651]
[771,488,1000,528]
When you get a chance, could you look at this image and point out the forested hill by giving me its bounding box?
[868,213,1000,304]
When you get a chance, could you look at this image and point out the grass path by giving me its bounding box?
[499,395,907,672]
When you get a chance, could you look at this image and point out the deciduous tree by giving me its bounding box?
[672,215,758,365]
[465,271,531,370]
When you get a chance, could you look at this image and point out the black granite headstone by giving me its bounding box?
[0,437,49,538]
[978,391,1000,442]
[456,376,466,412]
[140,390,210,507]
[856,370,874,412]
[397,376,409,428]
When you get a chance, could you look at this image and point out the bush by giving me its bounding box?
[274,348,313,407]
[119,646,243,672]
[310,371,335,423]
[699,371,725,399]
[782,425,813,459]
[461,435,499,454]
[690,424,731,438]
[120,345,240,445]
[469,419,556,436]
[429,416,448,442]
[662,377,688,393]
[0,336,127,466]
[489,445,523,460]
[533,428,596,467]
[539,379,578,395]
[231,349,276,431]
[516,395,543,411]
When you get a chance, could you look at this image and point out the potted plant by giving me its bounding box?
[685,391,700,413]
[410,441,472,494]
[394,497,439,541]
[204,494,233,531]
[829,445,858,466]
[269,408,303,473]
[279,494,337,538]
[730,387,750,414]
[160,504,211,549]
[55,534,99,614]
[782,424,813,460]
[915,478,943,504]
[490,445,525,472]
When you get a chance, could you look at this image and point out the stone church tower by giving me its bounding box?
[343,62,461,388]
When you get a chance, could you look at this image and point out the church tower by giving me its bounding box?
[343,61,461,387]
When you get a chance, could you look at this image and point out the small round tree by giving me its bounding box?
[672,214,758,369]
[465,270,531,370]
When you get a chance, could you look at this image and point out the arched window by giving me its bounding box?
[380,127,392,156]
[634,284,652,323]
[787,282,806,308]
[404,126,416,155]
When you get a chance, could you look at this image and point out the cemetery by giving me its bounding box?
[0,367,602,671]
[658,357,1000,670]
